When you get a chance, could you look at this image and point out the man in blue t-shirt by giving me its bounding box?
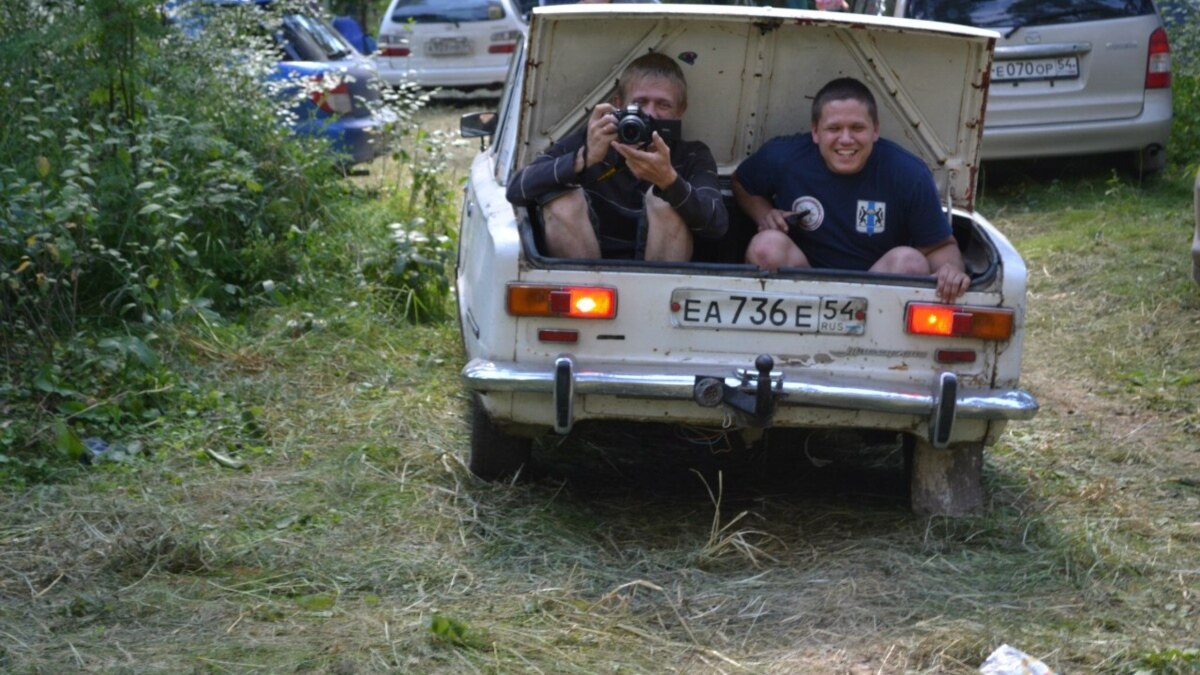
[732,77,970,303]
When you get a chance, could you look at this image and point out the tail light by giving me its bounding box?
[508,284,616,319]
[310,75,352,114]
[488,29,520,55]
[378,33,411,57]
[905,303,1014,340]
[1146,27,1170,90]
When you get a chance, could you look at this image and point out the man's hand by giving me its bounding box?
[922,237,970,303]
[932,263,970,303]
[753,208,797,233]
[579,103,618,171]
[612,131,677,189]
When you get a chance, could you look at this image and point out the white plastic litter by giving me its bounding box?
[979,644,1056,675]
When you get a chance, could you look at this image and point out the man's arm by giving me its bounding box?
[505,132,587,206]
[617,134,728,239]
[732,175,790,233]
[920,237,970,303]
[506,105,619,207]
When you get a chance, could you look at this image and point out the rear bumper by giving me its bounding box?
[373,59,509,88]
[462,357,1039,423]
[981,94,1172,162]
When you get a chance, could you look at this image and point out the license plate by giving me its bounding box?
[671,289,866,335]
[426,37,471,56]
[992,56,1079,82]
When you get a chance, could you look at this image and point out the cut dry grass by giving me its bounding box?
[1,151,1199,673]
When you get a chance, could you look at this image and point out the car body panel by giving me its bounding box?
[886,0,1171,165]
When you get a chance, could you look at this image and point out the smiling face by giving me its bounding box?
[811,98,880,175]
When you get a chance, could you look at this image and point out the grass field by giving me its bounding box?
[1,134,1198,673]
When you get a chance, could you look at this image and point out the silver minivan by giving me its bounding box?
[868,0,1172,173]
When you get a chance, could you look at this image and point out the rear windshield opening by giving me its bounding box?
[390,0,510,23]
[905,0,1156,26]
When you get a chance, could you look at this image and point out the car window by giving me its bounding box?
[905,0,1156,27]
[283,14,354,60]
[390,0,510,23]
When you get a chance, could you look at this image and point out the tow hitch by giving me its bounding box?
[693,354,779,427]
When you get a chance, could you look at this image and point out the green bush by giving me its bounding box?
[1165,3,1200,172]
[0,0,441,480]
[0,0,347,348]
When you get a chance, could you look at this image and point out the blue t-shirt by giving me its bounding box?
[734,134,950,270]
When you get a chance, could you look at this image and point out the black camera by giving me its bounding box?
[613,104,681,147]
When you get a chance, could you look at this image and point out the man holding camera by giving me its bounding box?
[506,52,727,261]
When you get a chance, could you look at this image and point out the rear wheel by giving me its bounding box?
[468,395,533,480]
[908,437,983,516]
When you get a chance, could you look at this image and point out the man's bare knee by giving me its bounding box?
[541,190,600,258]
[872,246,930,275]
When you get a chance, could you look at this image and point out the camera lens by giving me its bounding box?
[616,115,648,145]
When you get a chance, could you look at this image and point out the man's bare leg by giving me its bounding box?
[643,190,692,262]
[744,230,809,272]
[542,189,601,258]
[870,246,929,275]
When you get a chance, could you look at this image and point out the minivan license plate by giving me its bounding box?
[671,289,866,335]
[992,56,1079,82]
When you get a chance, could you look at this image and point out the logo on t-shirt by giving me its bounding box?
[856,200,886,235]
[790,196,824,231]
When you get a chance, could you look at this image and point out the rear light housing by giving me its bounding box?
[378,33,411,57]
[1146,27,1171,89]
[489,29,520,54]
[508,284,616,319]
[905,303,1014,340]
[309,75,352,114]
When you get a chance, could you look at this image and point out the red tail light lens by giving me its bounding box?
[905,303,1014,340]
[310,76,352,114]
[508,284,616,319]
[380,46,411,57]
[488,44,515,54]
[1146,27,1171,89]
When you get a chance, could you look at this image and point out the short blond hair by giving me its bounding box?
[618,52,687,109]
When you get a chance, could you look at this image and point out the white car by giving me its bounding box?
[457,4,1038,515]
[374,0,531,89]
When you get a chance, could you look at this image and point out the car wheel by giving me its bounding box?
[907,436,983,516]
[1130,145,1167,179]
[468,394,533,480]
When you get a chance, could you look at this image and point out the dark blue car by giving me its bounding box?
[167,0,396,165]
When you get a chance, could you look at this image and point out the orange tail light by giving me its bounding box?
[507,284,617,319]
[905,303,1014,340]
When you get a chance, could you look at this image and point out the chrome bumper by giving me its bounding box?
[462,356,1039,430]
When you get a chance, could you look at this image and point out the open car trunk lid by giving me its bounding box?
[516,4,997,213]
